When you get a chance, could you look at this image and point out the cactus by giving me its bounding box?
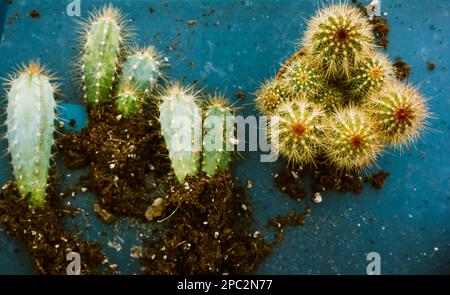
[119,46,162,94]
[115,84,141,116]
[5,62,56,208]
[81,5,126,106]
[324,106,382,171]
[367,81,430,148]
[314,86,346,112]
[347,53,395,98]
[159,83,202,183]
[115,47,162,116]
[302,4,374,79]
[202,97,235,177]
[272,100,325,165]
[255,78,291,115]
[282,57,324,97]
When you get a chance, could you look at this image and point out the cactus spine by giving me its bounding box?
[115,47,162,116]
[367,81,430,148]
[159,83,202,183]
[324,106,382,171]
[5,62,56,208]
[272,100,325,165]
[302,4,374,79]
[81,5,125,106]
[202,97,235,177]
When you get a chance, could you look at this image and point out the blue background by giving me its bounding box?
[0,0,448,274]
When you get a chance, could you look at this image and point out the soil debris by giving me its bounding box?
[393,57,411,80]
[365,171,390,189]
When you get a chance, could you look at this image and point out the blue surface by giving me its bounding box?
[0,0,449,274]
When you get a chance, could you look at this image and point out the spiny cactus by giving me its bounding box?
[255,78,291,115]
[80,5,127,106]
[115,84,141,116]
[324,106,382,171]
[272,100,325,165]
[314,86,346,112]
[202,97,235,177]
[302,4,374,79]
[348,53,395,98]
[282,57,324,97]
[115,47,163,115]
[367,81,430,148]
[5,62,56,208]
[159,83,202,183]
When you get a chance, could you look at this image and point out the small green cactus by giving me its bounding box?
[115,47,163,116]
[115,84,141,116]
[302,4,374,79]
[347,53,395,98]
[324,106,382,171]
[81,5,126,106]
[367,81,430,148]
[282,57,324,97]
[314,86,346,112]
[159,83,202,183]
[202,97,235,177]
[272,100,325,165]
[255,78,291,115]
[5,62,56,208]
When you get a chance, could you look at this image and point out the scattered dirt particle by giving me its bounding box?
[93,203,116,224]
[30,9,41,19]
[427,61,436,71]
[148,7,155,14]
[69,119,76,127]
[7,12,21,26]
[186,20,198,27]
[393,57,411,80]
[267,208,311,244]
[235,91,246,100]
[365,171,390,189]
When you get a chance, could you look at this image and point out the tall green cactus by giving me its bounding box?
[116,47,162,116]
[81,5,125,106]
[159,83,202,183]
[202,97,235,177]
[5,62,56,208]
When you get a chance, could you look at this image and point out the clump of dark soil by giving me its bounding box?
[427,61,436,71]
[267,208,311,244]
[274,165,307,202]
[141,171,273,275]
[371,16,389,49]
[393,57,411,80]
[0,172,105,275]
[365,171,390,189]
[274,162,390,200]
[59,102,170,219]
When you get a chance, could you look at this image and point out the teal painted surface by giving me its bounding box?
[0,0,449,274]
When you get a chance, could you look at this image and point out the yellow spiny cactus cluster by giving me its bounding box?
[256,4,431,171]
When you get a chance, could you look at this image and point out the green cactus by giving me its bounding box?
[367,81,430,148]
[159,83,202,183]
[282,57,324,97]
[81,5,125,106]
[272,100,325,165]
[313,86,346,112]
[347,53,395,98]
[115,47,162,116]
[255,78,291,115]
[202,97,235,177]
[324,106,382,171]
[5,62,56,208]
[302,4,374,79]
